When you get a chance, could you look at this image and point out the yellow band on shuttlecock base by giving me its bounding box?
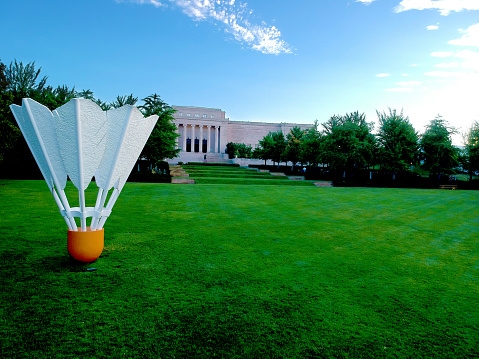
[67,228,104,262]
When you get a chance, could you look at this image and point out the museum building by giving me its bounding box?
[171,105,314,163]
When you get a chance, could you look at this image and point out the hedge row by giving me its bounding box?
[185,162,240,167]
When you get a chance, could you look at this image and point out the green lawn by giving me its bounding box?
[1,179,478,358]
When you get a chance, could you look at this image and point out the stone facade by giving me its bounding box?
[171,105,314,163]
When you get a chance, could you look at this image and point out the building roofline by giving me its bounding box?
[229,120,314,127]
[173,105,224,111]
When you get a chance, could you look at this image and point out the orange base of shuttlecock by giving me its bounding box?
[67,228,104,262]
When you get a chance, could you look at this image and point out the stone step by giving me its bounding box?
[172,178,195,184]
[314,182,334,187]
[288,176,305,181]
[204,153,230,163]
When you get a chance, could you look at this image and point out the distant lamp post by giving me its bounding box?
[10,98,158,262]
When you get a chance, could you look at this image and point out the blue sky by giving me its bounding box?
[1,0,478,144]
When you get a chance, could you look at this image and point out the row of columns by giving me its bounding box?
[177,124,220,153]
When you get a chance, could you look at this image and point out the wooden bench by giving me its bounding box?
[439,184,457,190]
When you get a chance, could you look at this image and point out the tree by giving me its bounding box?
[111,94,138,108]
[237,144,253,158]
[0,59,41,173]
[76,89,95,100]
[255,131,286,166]
[376,108,419,176]
[255,132,274,165]
[0,60,7,90]
[0,59,19,164]
[321,111,376,179]
[285,126,305,169]
[419,115,458,179]
[226,142,236,159]
[257,131,286,167]
[94,98,112,111]
[1,60,77,173]
[252,145,267,165]
[299,121,322,167]
[139,93,180,166]
[76,89,110,109]
[270,131,286,166]
[34,85,76,110]
[464,121,479,180]
[4,60,47,102]
[226,142,252,159]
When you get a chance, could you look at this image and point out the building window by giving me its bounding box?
[203,114,207,118]
[187,113,191,117]
[179,112,183,116]
[211,115,215,118]
[195,114,199,118]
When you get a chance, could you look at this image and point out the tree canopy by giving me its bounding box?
[420,115,458,178]
[260,131,286,166]
[464,121,479,180]
[376,108,418,174]
[138,94,180,165]
[0,60,18,163]
[285,126,305,169]
[299,121,322,167]
[4,60,47,97]
[321,111,376,178]
[226,142,253,159]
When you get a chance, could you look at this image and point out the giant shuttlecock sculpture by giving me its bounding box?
[10,98,158,262]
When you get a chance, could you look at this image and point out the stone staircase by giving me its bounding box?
[169,164,334,187]
[170,165,195,184]
[204,153,231,164]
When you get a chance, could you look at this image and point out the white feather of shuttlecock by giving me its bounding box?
[10,98,158,231]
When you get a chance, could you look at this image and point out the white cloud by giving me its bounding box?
[424,71,463,77]
[431,51,454,57]
[402,73,409,76]
[116,0,165,6]
[454,49,479,70]
[150,0,165,7]
[376,73,390,77]
[356,0,377,4]
[116,0,292,55]
[429,26,479,73]
[448,23,479,47]
[397,81,422,86]
[410,64,419,67]
[394,0,479,16]
[426,25,439,30]
[385,88,413,92]
[434,62,459,68]
[441,25,479,72]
